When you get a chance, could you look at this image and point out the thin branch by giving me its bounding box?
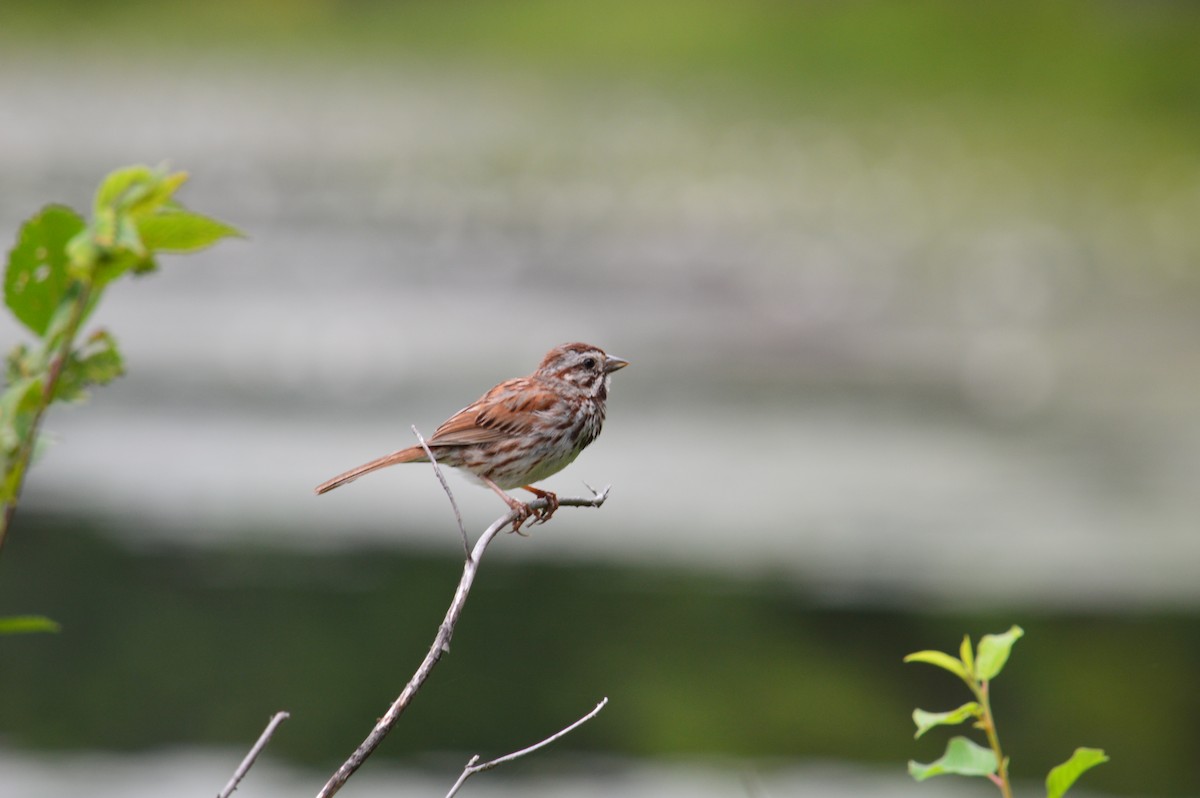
[974,680,1013,798]
[316,486,610,798]
[444,697,609,798]
[218,711,290,798]
[412,425,469,557]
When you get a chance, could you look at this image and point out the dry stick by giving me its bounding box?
[444,697,609,798]
[412,425,470,557]
[217,711,290,798]
[315,485,611,798]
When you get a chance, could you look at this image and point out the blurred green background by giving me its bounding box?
[2,2,1200,796]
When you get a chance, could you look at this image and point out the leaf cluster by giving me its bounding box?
[1,164,239,631]
[905,626,1107,798]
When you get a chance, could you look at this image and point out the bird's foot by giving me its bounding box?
[521,486,560,526]
[503,498,534,535]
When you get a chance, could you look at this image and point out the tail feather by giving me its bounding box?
[314,446,426,494]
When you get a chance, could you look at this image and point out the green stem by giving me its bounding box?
[0,280,93,555]
[976,680,1013,798]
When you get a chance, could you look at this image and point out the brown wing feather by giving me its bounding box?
[315,375,563,494]
[427,377,557,446]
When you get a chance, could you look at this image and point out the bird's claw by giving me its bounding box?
[507,503,534,535]
[522,487,559,527]
[506,488,560,533]
[534,494,560,525]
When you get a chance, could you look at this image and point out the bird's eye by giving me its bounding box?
[582,357,597,369]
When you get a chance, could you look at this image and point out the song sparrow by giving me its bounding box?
[315,342,628,531]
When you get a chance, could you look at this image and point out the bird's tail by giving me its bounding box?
[314,446,426,494]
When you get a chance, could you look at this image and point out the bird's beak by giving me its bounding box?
[604,355,629,373]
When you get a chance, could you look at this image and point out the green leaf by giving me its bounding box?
[1,376,44,454]
[960,634,975,677]
[40,282,87,349]
[94,248,151,287]
[67,224,149,289]
[913,702,983,739]
[1,375,44,501]
[70,167,222,285]
[54,330,125,403]
[113,213,146,256]
[909,736,998,781]
[1046,747,1109,798]
[93,165,156,215]
[94,165,186,219]
[976,625,1024,681]
[75,166,187,282]
[904,649,969,681]
[0,615,61,634]
[5,205,87,335]
[6,343,37,383]
[139,207,242,253]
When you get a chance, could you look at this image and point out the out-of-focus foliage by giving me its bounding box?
[2,166,239,524]
[5,1,1199,126]
[907,627,1107,797]
[2,521,1196,795]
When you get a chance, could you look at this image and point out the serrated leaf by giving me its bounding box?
[139,207,242,253]
[54,330,124,403]
[976,625,1024,681]
[913,702,983,739]
[5,205,87,335]
[909,736,998,781]
[904,649,969,681]
[0,615,61,634]
[1046,747,1108,798]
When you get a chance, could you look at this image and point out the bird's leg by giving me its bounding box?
[521,485,559,525]
[481,477,534,534]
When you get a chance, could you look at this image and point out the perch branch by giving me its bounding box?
[218,711,290,798]
[315,485,610,798]
[412,425,469,557]
[444,697,609,798]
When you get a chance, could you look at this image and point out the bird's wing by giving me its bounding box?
[427,377,558,446]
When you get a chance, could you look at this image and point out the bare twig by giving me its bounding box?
[316,485,610,798]
[444,697,609,798]
[218,711,290,798]
[412,425,469,557]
